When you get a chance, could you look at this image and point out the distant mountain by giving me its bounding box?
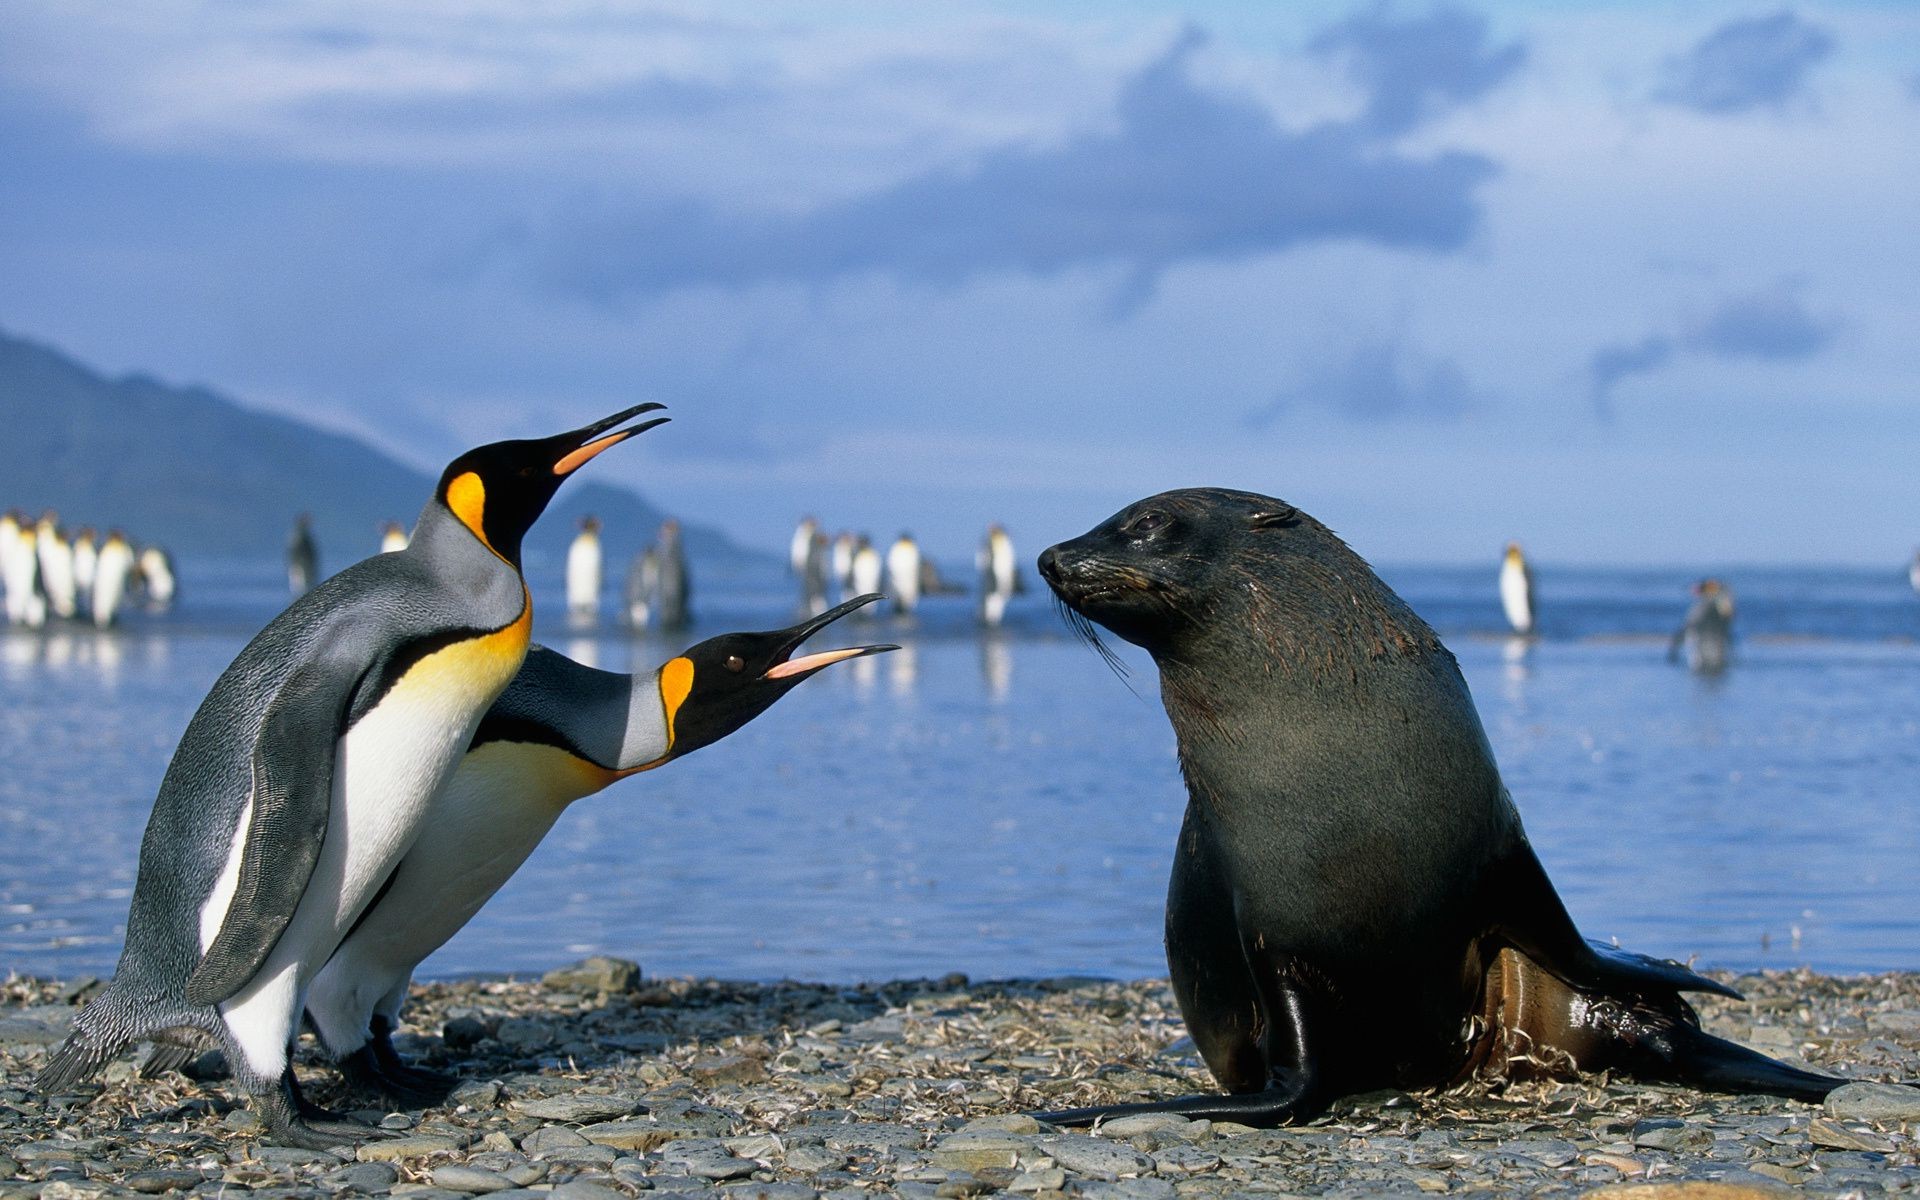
[0,328,763,572]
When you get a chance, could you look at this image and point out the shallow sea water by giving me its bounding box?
[1,561,1915,982]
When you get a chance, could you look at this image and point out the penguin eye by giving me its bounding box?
[1128,512,1168,535]
[725,655,745,673]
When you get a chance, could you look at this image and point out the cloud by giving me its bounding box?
[1585,282,1836,415]
[1586,335,1675,418]
[1686,283,1836,359]
[1252,337,1478,425]
[1654,11,1834,114]
[1308,4,1527,136]
[527,27,1501,301]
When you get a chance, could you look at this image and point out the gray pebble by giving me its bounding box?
[548,1182,630,1200]
[430,1165,514,1194]
[122,1171,202,1194]
[1065,1181,1175,1200]
[1038,1135,1154,1180]
[1825,1080,1920,1123]
[522,1126,592,1153]
[324,1162,401,1194]
[719,1186,817,1200]
[514,1095,644,1124]
[448,1079,503,1109]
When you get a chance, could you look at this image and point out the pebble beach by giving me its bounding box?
[2,963,1918,1199]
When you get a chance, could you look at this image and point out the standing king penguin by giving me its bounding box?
[303,594,896,1101]
[1499,541,1535,636]
[287,513,320,597]
[565,515,604,621]
[37,404,668,1148]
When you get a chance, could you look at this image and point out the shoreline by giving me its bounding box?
[2,965,1916,1198]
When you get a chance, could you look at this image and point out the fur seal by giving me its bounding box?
[1035,487,1843,1125]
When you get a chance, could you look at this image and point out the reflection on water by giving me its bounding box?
[1,563,1917,983]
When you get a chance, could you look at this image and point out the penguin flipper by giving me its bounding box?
[185,656,358,1007]
[1487,837,1741,1001]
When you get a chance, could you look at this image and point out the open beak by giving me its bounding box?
[763,593,898,680]
[552,403,671,476]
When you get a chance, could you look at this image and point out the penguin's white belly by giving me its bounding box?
[1499,565,1532,633]
[851,553,882,596]
[306,742,607,1052]
[204,619,529,1077]
[566,543,602,611]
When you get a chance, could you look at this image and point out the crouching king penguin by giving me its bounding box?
[298,593,895,1103]
[36,404,668,1148]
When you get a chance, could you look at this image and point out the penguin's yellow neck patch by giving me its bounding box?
[447,472,490,548]
[659,656,695,746]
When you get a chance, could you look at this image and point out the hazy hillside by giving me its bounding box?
[0,329,758,571]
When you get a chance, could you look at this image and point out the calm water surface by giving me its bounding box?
[1,562,1915,982]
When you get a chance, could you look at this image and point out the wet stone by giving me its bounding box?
[430,1165,514,1194]
[548,1182,629,1200]
[522,1126,592,1153]
[541,957,642,996]
[356,1135,463,1162]
[325,1162,402,1193]
[122,1173,202,1195]
[1040,1135,1155,1180]
[513,1094,644,1124]
[1824,1081,1920,1123]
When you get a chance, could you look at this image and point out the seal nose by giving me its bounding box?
[1037,546,1065,587]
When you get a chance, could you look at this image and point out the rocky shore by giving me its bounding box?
[2,964,1917,1199]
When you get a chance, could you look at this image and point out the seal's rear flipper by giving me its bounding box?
[1036,1085,1318,1129]
[1651,1025,1845,1103]
[1485,838,1740,1000]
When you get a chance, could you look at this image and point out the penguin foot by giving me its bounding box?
[255,1079,379,1149]
[340,1046,455,1109]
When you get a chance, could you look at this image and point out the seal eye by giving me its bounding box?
[1128,512,1169,536]
[725,655,745,673]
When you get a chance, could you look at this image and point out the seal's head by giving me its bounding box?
[1038,488,1441,672]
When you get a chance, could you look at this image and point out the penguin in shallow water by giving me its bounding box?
[978,523,1019,627]
[625,546,659,629]
[1909,550,1920,597]
[849,535,882,604]
[0,512,40,626]
[302,594,895,1101]
[287,513,319,597]
[653,518,691,630]
[886,533,922,615]
[1668,578,1735,673]
[800,528,831,617]
[1499,541,1535,636]
[565,515,603,622]
[36,404,668,1147]
[91,531,138,629]
[138,546,177,610]
[790,515,820,578]
[830,531,856,600]
[36,512,76,619]
[72,527,98,611]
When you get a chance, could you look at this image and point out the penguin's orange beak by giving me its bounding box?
[552,404,671,476]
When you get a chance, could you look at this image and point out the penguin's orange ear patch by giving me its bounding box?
[447,472,488,545]
[659,656,696,742]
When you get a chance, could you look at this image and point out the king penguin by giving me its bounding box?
[138,545,177,610]
[302,594,895,1101]
[380,522,410,554]
[36,512,77,620]
[287,513,320,597]
[565,515,604,621]
[91,531,138,629]
[886,533,922,616]
[1499,541,1535,636]
[978,523,1019,627]
[36,404,668,1148]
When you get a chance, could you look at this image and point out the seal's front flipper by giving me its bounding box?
[1639,1023,1844,1103]
[1037,1078,1316,1128]
[1484,837,1739,1000]
[187,652,363,1007]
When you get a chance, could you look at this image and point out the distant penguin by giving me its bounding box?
[36,512,77,619]
[1668,578,1735,673]
[1,512,42,627]
[380,522,409,554]
[287,513,319,597]
[72,528,99,610]
[566,515,603,620]
[625,547,659,629]
[654,518,691,631]
[790,516,820,577]
[978,523,1018,627]
[887,533,922,615]
[304,597,895,1100]
[831,531,856,598]
[91,531,138,629]
[1499,541,1535,636]
[850,535,883,606]
[1910,549,1920,596]
[801,529,831,617]
[35,404,667,1148]
[139,546,177,610]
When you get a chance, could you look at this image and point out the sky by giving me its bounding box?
[2,1,1916,566]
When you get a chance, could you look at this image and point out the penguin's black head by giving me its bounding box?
[657,593,896,758]
[434,404,669,564]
